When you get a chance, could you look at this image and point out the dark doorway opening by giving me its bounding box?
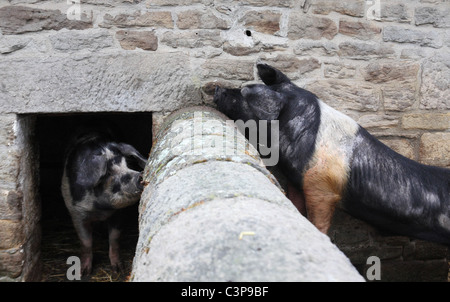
[36,112,152,281]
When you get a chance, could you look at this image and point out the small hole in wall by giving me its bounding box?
[37,112,152,281]
[245,30,252,37]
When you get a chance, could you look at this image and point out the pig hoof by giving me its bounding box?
[111,262,124,275]
[81,264,92,276]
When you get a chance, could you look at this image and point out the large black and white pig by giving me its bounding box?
[214,63,450,246]
[61,130,147,275]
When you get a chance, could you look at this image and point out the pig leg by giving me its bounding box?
[287,181,307,216]
[72,218,93,276]
[302,150,347,234]
[108,214,123,273]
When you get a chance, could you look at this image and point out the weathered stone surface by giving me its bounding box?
[240,10,281,35]
[420,53,450,110]
[202,59,254,80]
[288,13,338,40]
[383,82,417,111]
[260,54,320,79]
[400,48,429,60]
[380,3,411,23]
[238,0,295,7]
[116,30,158,51]
[383,26,443,48]
[0,248,24,279]
[379,260,448,282]
[306,80,380,112]
[0,52,201,113]
[358,114,398,129]
[0,5,92,35]
[324,62,356,79]
[339,20,381,40]
[0,35,31,54]
[362,61,419,111]
[147,0,210,5]
[161,30,223,48]
[338,41,395,60]
[0,220,24,249]
[101,11,174,28]
[0,115,20,191]
[420,132,450,167]
[363,61,419,84]
[294,40,338,56]
[0,190,23,220]
[223,41,262,56]
[415,6,450,28]
[50,29,114,52]
[311,0,365,17]
[402,113,450,130]
[177,9,230,29]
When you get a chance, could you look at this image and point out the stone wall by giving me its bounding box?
[0,0,448,281]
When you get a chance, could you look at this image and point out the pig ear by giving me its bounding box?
[77,153,108,188]
[116,143,147,169]
[257,63,290,86]
[241,85,286,120]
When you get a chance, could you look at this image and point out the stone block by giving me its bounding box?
[363,61,419,111]
[0,248,24,279]
[419,132,450,167]
[294,40,338,56]
[311,0,365,17]
[240,10,281,35]
[147,0,211,5]
[0,220,24,249]
[383,26,442,48]
[324,62,356,79]
[116,30,158,51]
[0,190,23,220]
[306,79,380,112]
[402,113,450,130]
[338,41,395,60]
[238,0,295,7]
[0,5,92,35]
[288,13,338,40]
[380,3,411,23]
[177,9,231,30]
[260,54,320,80]
[202,59,254,81]
[50,29,114,52]
[161,30,223,49]
[339,19,381,40]
[378,259,448,282]
[415,6,450,28]
[0,52,201,113]
[420,53,450,110]
[101,11,174,28]
[362,61,419,84]
[358,115,398,129]
[413,240,448,260]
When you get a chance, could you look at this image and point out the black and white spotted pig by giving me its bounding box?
[61,132,147,275]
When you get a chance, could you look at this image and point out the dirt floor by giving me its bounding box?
[40,205,139,282]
